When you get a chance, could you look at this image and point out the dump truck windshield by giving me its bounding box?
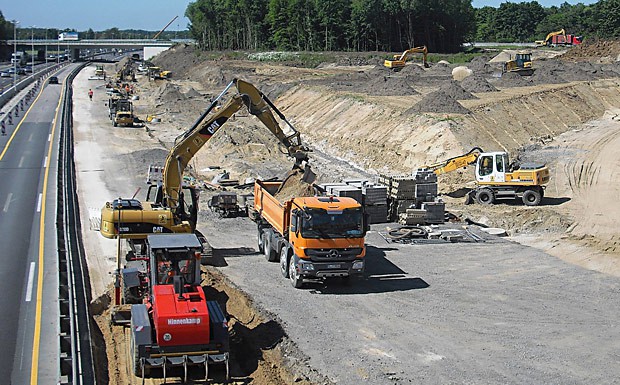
[301,208,363,239]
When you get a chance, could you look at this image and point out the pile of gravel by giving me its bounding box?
[461,75,498,93]
[156,83,186,103]
[438,80,477,100]
[468,55,495,74]
[406,90,470,114]
[363,76,419,96]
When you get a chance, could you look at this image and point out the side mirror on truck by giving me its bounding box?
[364,213,371,234]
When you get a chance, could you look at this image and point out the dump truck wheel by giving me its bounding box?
[263,231,277,262]
[257,229,264,253]
[476,189,494,205]
[522,188,542,206]
[280,246,289,278]
[289,257,303,288]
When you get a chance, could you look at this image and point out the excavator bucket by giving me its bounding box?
[301,164,316,184]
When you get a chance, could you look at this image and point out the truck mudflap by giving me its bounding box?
[295,254,365,278]
[140,352,229,383]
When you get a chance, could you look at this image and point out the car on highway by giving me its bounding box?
[16,68,26,75]
[0,71,10,77]
[48,76,59,84]
[24,65,33,73]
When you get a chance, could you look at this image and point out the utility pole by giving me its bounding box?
[31,25,35,79]
[13,20,19,95]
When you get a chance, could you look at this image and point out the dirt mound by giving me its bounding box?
[155,82,186,103]
[406,90,470,114]
[560,39,620,61]
[460,74,498,93]
[152,44,205,78]
[429,62,453,75]
[362,76,419,96]
[438,80,477,100]
[400,63,427,76]
[468,55,495,74]
[493,71,533,87]
[274,169,316,202]
[184,87,204,99]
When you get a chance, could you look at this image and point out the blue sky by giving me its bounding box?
[2,0,600,31]
[2,0,193,31]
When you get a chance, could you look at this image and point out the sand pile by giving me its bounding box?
[152,44,205,78]
[156,82,186,103]
[495,71,532,87]
[400,64,426,76]
[429,62,453,75]
[274,169,316,202]
[461,75,498,93]
[468,55,495,74]
[438,80,477,100]
[560,39,620,61]
[184,87,204,99]
[362,76,418,96]
[406,90,470,114]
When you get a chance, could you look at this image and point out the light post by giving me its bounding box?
[12,20,19,94]
[31,25,35,79]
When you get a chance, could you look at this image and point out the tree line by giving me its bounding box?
[185,0,620,53]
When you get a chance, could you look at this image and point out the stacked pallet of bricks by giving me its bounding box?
[378,170,445,223]
[319,180,388,224]
[346,179,388,224]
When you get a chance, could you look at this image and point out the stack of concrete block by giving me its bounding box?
[412,169,438,204]
[319,180,389,224]
[422,201,445,224]
[398,208,426,225]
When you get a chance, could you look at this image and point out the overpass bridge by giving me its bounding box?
[7,39,190,60]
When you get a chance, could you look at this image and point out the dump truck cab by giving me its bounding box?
[254,181,367,288]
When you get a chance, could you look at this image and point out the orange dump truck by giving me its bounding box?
[254,180,368,288]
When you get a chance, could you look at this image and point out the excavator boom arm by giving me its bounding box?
[162,79,309,210]
[423,147,484,175]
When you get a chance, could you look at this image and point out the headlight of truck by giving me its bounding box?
[300,262,314,271]
[352,261,364,270]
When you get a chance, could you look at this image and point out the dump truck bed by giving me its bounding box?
[254,180,291,237]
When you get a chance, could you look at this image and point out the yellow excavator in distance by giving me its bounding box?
[422,147,550,206]
[384,46,430,70]
[100,79,313,240]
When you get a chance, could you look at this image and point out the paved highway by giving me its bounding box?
[0,65,70,384]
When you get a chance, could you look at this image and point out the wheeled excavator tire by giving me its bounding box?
[476,189,495,205]
[522,188,542,206]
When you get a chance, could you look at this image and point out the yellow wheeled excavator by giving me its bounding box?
[100,79,312,241]
[384,46,430,70]
[423,147,550,206]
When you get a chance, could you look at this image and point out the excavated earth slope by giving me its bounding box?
[145,44,620,271]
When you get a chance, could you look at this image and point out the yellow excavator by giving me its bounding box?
[384,46,430,70]
[100,79,312,240]
[423,147,550,206]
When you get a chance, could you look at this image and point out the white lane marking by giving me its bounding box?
[3,193,12,212]
[37,193,42,213]
[48,133,52,142]
[42,156,47,168]
[28,132,34,142]
[19,156,24,168]
[25,262,36,302]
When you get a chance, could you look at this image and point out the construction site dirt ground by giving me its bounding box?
[73,42,620,384]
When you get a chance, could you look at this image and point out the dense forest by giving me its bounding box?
[2,0,620,54]
[184,0,620,52]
